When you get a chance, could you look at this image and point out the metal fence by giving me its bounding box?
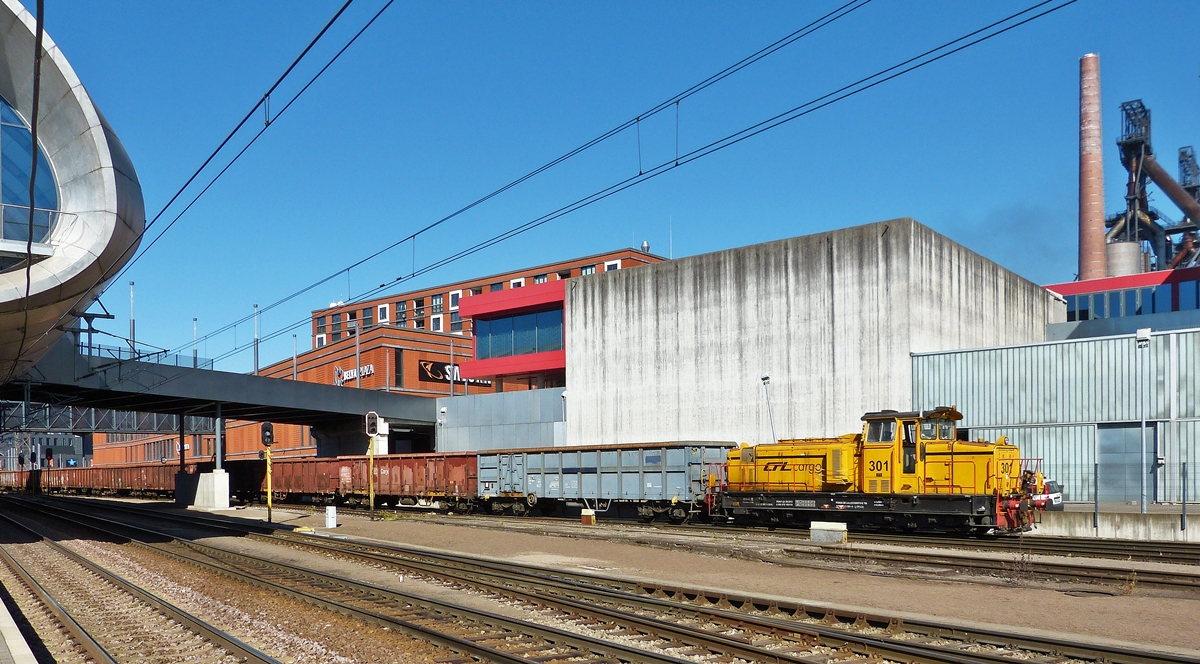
[0,401,214,435]
[78,343,214,370]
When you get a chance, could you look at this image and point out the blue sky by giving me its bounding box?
[39,0,1200,371]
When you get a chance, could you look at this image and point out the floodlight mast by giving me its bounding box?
[760,373,778,444]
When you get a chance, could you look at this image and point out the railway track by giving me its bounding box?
[258,503,1200,567]
[15,494,1200,664]
[0,509,281,664]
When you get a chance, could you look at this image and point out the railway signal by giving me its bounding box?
[261,422,274,523]
[364,411,380,520]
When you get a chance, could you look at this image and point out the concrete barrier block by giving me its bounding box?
[192,470,229,510]
[811,521,847,543]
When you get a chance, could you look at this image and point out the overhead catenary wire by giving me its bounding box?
[194,0,1080,371]
[166,0,873,356]
[17,0,363,369]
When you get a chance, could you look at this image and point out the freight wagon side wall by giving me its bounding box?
[478,444,729,502]
[567,218,1062,446]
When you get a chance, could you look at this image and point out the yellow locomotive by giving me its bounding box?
[715,407,1039,533]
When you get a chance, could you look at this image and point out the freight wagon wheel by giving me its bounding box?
[511,501,527,517]
[526,493,538,507]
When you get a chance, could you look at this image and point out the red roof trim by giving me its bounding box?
[1044,266,1200,296]
[458,279,565,319]
[458,350,566,379]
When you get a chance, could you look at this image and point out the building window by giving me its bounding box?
[604,260,620,271]
[396,301,407,325]
[431,315,442,332]
[490,282,503,292]
[347,310,358,335]
[362,307,373,328]
[0,94,59,263]
[475,308,563,360]
[378,305,388,323]
[470,287,483,296]
[557,270,572,280]
[431,294,443,313]
[316,334,326,348]
[414,298,425,318]
[510,278,525,288]
[534,274,547,284]
[416,318,425,330]
[451,311,462,332]
[580,265,596,275]
[332,315,342,341]
[316,316,327,335]
[1182,280,1199,311]
[449,290,461,309]
[1155,285,1172,314]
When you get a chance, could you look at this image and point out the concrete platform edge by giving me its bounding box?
[0,585,38,664]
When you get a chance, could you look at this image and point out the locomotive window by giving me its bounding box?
[866,421,896,442]
[939,419,955,440]
[902,422,917,474]
[919,421,936,439]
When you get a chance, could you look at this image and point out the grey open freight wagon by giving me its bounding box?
[477,442,734,521]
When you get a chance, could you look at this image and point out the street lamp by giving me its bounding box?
[761,373,778,444]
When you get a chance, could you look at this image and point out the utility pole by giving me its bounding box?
[128,281,135,356]
[292,334,297,380]
[192,318,198,368]
[253,304,259,376]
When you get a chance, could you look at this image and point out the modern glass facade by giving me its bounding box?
[0,94,58,256]
[474,309,563,360]
[1065,279,1200,321]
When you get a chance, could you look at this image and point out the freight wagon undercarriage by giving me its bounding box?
[718,491,1034,533]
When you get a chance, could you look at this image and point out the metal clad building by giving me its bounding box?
[437,388,566,452]
[912,328,1200,504]
[566,218,1064,446]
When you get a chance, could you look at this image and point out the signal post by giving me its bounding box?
[364,411,385,520]
[260,422,274,523]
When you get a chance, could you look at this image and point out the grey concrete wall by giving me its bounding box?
[437,388,565,452]
[565,218,1063,446]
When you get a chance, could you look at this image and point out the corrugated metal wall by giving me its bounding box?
[913,329,1199,504]
[971,425,1094,503]
[1173,420,1200,502]
[912,332,1180,427]
[436,388,565,452]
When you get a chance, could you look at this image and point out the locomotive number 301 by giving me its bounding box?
[867,459,890,472]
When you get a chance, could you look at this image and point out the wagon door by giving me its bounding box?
[500,454,524,495]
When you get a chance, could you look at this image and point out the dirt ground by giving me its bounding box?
[207,507,1200,654]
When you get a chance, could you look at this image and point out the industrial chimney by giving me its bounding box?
[1078,53,1107,281]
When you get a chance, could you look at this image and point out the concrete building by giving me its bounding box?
[0,0,144,381]
[565,218,1064,447]
[912,327,1200,508]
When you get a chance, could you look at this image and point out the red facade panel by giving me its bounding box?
[1045,265,1200,296]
